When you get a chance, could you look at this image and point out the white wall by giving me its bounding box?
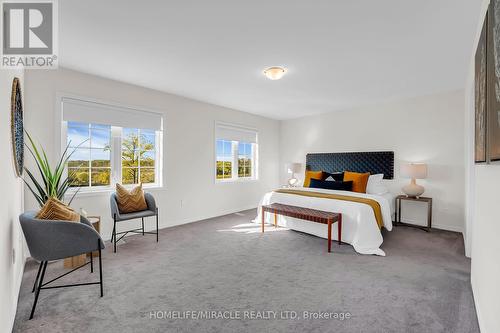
[0,70,26,333]
[465,1,500,332]
[23,68,280,240]
[471,166,500,332]
[280,90,466,232]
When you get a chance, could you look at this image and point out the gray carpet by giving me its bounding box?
[13,209,479,333]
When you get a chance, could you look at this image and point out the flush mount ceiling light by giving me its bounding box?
[263,66,287,80]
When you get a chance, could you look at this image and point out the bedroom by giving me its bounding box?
[0,1,498,332]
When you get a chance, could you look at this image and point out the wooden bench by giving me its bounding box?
[261,203,342,253]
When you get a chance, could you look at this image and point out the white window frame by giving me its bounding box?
[57,93,164,195]
[214,122,258,183]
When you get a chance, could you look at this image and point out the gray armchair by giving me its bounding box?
[19,211,104,319]
[110,192,159,253]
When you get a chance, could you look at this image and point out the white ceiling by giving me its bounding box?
[60,0,481,120]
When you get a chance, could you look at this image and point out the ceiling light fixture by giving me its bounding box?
[263,66,287,80]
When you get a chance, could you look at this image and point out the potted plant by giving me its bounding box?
[23,131,82,206]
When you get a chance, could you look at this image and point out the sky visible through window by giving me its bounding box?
[216,140,233,162]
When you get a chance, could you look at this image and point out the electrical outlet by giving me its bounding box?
[12,248,16,264]
[180,199,185,208]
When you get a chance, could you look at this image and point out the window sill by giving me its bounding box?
[64,184,163,199]
[215,178,259,184]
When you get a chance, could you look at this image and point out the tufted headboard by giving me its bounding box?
[306,151,394,179]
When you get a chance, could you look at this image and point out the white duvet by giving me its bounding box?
[255,187,393,256]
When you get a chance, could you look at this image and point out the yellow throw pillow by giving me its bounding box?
[343,171,370,193]
[116,183,148,213]
[36,197,80,222]
[304,170,324,187]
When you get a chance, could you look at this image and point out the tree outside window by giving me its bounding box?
[122,128,156,184]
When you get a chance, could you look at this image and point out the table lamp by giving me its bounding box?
[400,163,427,197]
[286,163,302,186]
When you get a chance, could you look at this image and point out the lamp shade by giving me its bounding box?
[286,163,302,174]
[263,66,287,80]
[400,163,427,179]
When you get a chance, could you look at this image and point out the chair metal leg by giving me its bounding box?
[98,242,103,297]
[110,214,116,243]
[142,217,144,235]
[156,208,159,242]
[113,215,117,253]
[32,261,43,293]
[90,251,94,273]
[30,261,47,320]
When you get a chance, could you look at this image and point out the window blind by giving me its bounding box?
[62,97,163,130]
[215,122,257,143]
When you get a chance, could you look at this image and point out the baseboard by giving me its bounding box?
[10,251,27,333]
[431,223,463,233]
[471,275,485,333]
[107,205,258,241]
[167,205,257,229]
[398,218,463,233]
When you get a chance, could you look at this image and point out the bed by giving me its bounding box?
[255,151,395,256]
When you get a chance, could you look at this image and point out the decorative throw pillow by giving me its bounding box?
[343,171,370,193]
[304,170,324,187]
[322,172,344,182]
[36,197,80,222]
[366,174,388,195]
[309,179,353,191]
[116,183,148,213]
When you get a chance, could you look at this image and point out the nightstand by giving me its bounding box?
[394,195,432,232]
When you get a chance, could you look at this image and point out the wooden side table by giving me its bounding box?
[64,215,101,268]
[394,195,432,232]
[87,216,101,257]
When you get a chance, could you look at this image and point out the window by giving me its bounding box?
[62,97,163,191]
[122,128,156,185]
[215,122,257,182]
[238,142,253,178]
[67,122,111,188]
[216,139,233,180]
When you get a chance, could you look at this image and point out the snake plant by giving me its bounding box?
[23,131,82,207]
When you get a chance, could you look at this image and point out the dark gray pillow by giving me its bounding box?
[309,178,353,191]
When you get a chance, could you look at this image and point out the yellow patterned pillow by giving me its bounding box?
[116,183,148,213]
[304,170,324,187]
[36,197,80,222]
[343,171,370,193]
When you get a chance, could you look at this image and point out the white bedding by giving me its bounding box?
[255,187,393,256]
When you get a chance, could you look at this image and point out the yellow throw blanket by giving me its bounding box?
[274,189,384,229]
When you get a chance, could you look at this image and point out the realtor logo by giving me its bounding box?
[2,0,58,69]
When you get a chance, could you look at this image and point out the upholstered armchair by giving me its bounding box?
[109,192,159,253]
[19,211,104,319]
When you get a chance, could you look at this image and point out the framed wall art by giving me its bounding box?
[11,77,24,177]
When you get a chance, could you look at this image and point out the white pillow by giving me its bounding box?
[366,174,388,195]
